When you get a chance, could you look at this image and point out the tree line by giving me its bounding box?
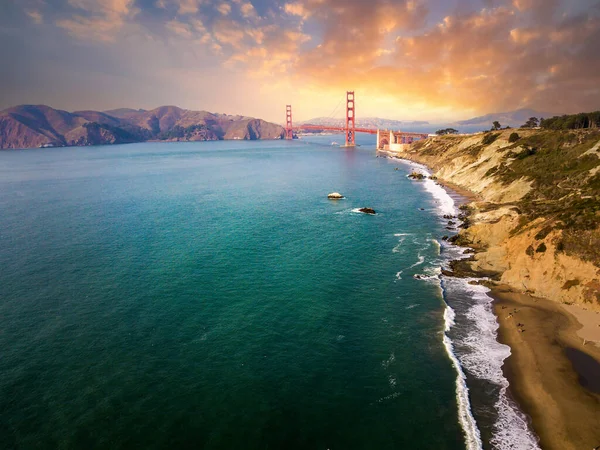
[540,111,600,130]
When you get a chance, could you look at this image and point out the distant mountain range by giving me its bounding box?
[453,108,559,131]
[300,109,561,134]
[0,105,284,149]
[0,104,565,150]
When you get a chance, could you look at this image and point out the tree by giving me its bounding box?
[521,117,539,128]
[508,132,520,143]
[492,121,501,130]
[435,128,459,135]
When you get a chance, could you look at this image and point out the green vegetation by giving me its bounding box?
[541,111,600,130]
[435,128,459,135]
[534,226,553,240]
[482,133,499,145]
[156,124,210,140]
[491,129,600,263]
[492,121,501,131]
[508,132,520,143]
[520,117,539,128]
[82,122,152,142]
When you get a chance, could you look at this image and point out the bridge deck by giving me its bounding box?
[294,125,428,138]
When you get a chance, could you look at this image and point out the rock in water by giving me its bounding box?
[408,171,426,180]
[358,207,376,215]
[328,192,345,199]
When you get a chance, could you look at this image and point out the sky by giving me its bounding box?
[1,0,600,122]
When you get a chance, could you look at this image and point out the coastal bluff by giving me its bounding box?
[387,128,600,312]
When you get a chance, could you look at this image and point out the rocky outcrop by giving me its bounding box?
[358,207,376,215]
[392,129,600,311]
[328,192,344,199]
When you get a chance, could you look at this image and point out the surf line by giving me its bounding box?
[397,158,484,449]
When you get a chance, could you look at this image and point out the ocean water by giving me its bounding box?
[0,135,537,449]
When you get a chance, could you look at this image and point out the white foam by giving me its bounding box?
[431,238,441,255]
[405,303,420,310]
[381,352,396,369]
[450,280,541,449]
[444,304,456,331]
[388,375,397,388]
[406,161,458,218]
[375,392,402,403]
[392,235,406,253]
[406,160,482,447]
[393,156,538,448]
[443,309,483,450]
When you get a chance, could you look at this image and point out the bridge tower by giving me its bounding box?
[285,105,293,140]
[345,91,356,147]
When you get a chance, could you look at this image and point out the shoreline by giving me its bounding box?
[386,152,600,449]
[489,286,600,450]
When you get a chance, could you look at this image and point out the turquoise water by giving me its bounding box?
[0,136,527,449]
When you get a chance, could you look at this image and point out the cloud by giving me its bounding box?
[8,0,600,121]
[284,2,311,19]
[25,9,43,24]
[212,19,246,47]
[216,3,231,15]
[56,0,138,41]
[176,0,201,14]
[166,19,193,38]
[240,2,258,19]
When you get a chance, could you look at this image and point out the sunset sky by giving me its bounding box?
[2,0,599,122]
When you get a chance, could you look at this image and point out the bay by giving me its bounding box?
[0,136,466,449]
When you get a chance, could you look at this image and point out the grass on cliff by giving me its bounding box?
[497,130,600,264]
[417,130,600,266]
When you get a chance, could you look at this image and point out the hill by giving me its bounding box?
[454,108,559,131]
[0,105,285,149]
[388,128,600,310]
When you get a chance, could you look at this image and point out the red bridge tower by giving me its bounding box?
[285,105,293,140]
[345,91,355,147]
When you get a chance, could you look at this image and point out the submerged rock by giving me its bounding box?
[328,192,345,199]
[358,207,376,215]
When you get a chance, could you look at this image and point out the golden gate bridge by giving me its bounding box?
[285,91,429,148]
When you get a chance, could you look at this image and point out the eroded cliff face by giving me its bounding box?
[393,129,600,311]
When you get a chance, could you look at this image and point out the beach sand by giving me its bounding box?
[490,286,600,450]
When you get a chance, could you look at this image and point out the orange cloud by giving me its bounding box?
[216,3,231,15]
[56,0,138,41]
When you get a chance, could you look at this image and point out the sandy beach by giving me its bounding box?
[387,150,600,448]
[490,286,600,450]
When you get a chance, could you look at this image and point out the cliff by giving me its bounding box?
[393,129,600,311]
[0,105,285,149]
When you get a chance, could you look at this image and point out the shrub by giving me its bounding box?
[515,147,537,159]
[508,132,520,143]
[482,133,499,145]
[534,226,553,240]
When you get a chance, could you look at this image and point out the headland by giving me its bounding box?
[382,127,600,449]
